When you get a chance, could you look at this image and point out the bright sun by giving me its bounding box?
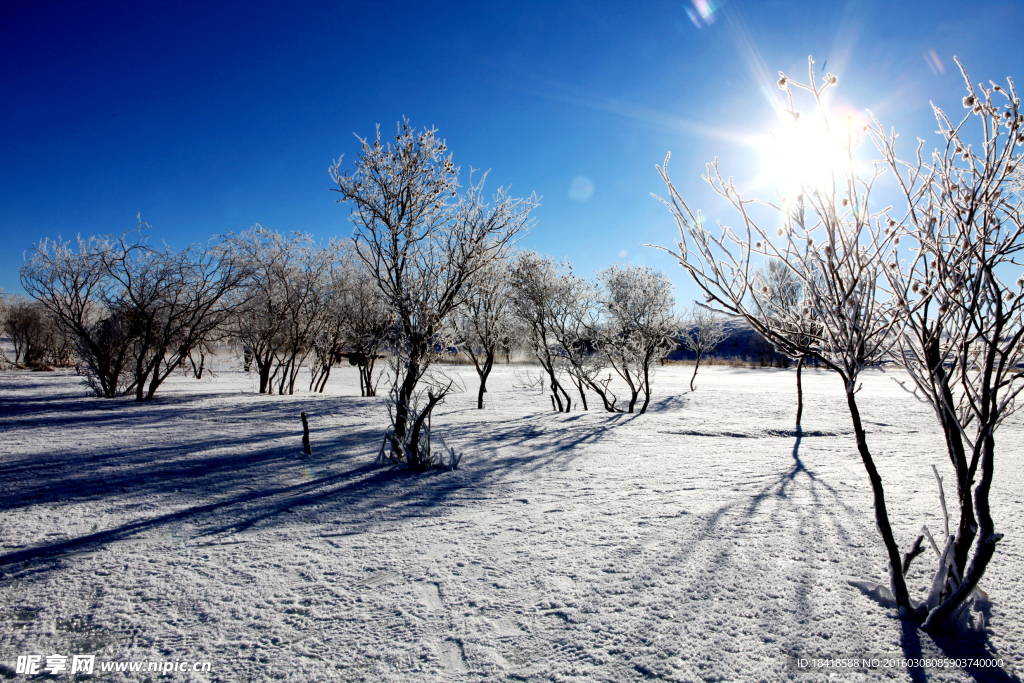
[757,105,866,200]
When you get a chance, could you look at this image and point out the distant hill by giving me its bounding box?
[669,314,793,366]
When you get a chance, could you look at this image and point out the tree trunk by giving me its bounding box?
[287,360,300,395]
[618,365,639,413]
[639,355,653,414]
[88,338,119,397]
[145,354,165,400]
[923,430,999,631]
[574,375,588,411]
[476,352,494,409]
[541,358,569,412]
[689,353,701,391]
[407,389,446,469]
[276,358,289,395]
[392,351,422,462]
[314,362,331,393]
[359,359,377,397]
[301,411,311,455]
[795,356,804,430]
[845,388,915,617]
[558,381,571,412]
[923,333,975,576]
[579,372,621,412]
[257,359,272,394]
[189,349,204,379]
[134,349,149,402]
[922,315,1001,631]
[548,374,563,411]
[309,354,326,392]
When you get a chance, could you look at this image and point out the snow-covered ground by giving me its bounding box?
[1,361,1022,682]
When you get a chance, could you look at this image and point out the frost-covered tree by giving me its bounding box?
[870,59,1023,630]
[510,258,675,414]
[596,263,679,413]
[107,232,243,401]
[230,227,290,393]
[332,121,536,467]
[5,298,74,368]
[230,227,335,395]
[22,225,246,399]
[337,250,393,397]
[271,237,337,395]
[0,289,10,366]
[545,269,603,411]
[22,234,139,396]
[457,256,518,409]
[309,251,352,394]
[752,258,814,428]
[510,251,582,412]
[652,59,916,616]
[100,228,248,401]
[6,297,46,366]
[678,304,727,391]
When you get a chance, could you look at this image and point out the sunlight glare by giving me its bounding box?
[757,105,864,201]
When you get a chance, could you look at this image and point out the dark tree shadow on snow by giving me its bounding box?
[897,609,1018,682]
[0,383,639,583]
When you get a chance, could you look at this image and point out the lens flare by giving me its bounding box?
[686,0,720,29]
[925,49,945,76]
[693,0,719,21]
[568,176,595,202]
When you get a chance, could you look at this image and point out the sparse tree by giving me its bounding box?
[22,235,137,396]
[309,259,349,394]
[512,259,677,414]
[6,297,48,366]
[678,304,727,391]
[230,227,290,393]
[510,251,580,412]
[332,121,536,467]
[22,226,245,399]
[271,236,337,396]
[338,257,393,397]
[596,263,679,413]
[753,258,812,428]
[185,339,217,380]
[870,59,1023,630]
[0,289,11,366]
[104,229,249,401]
[458,257,518,409]
[544,269,603,411]
[230,227,334,395]
[652,59,916,617]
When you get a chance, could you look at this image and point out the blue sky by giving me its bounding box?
[2,0,1022,307]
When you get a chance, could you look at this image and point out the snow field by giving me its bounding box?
[0,362,1022,682]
